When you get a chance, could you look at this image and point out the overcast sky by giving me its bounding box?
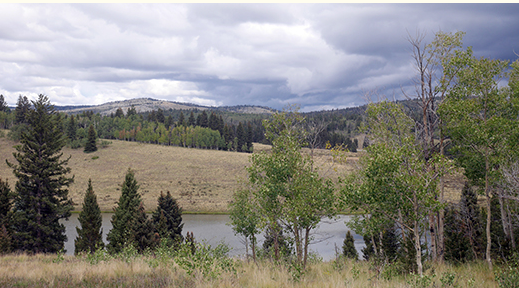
[1,4,518,112]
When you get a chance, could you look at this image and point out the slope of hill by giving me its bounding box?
[0,132,464,213]
[56,98,276,116]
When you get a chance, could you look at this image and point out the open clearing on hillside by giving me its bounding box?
[0,133,464,213]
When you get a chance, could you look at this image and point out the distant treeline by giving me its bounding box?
[1,94,370,152]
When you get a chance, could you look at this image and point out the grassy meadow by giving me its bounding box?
[0,131,464,213]
[0,252,500,288]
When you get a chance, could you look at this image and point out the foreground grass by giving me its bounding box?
[0,252,500,288]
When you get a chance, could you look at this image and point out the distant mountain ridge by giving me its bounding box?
[55,97,277,116]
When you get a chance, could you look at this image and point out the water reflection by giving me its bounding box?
[63,214,365,261]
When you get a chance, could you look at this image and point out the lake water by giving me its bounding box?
[63,214,365,261]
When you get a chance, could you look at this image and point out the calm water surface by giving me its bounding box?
[63,214,364,261]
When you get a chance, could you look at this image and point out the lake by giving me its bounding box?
[63,214,365,261]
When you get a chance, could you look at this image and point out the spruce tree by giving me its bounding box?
[7,94,74,253]
[115,108,124,118]
[246,122,253,153]
[106,168,142,254]
[178,111,186,127]
[75,179,104,255]
[343,230,358,260]
[130,201,157,253]
[361,234,376,261]
[0,178,13,254]
[236,122,245,152]
[14,95,30,125]
[151,191,184,246]
[198,111,208,128]
[444,204,472,263]
[459,182,484,259]
[0,94,10,113]
[156,108,165,123]
[381,225,399,262]
[84,124,97,153]
[67,114,77,142]
[188,111,195,127]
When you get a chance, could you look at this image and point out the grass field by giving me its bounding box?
[0,131,464,213]
[0,252,500,288]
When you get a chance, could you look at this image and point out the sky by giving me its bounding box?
[1,3,518,112]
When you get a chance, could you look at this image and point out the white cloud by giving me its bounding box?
[0,4,517,110]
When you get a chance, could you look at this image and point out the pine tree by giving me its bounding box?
[130,202,158,253]
[0,178,13,254]
[361,234,376,261]
[151,191,184,246]
[0,178,13,225]
[115,108,124,118]
[381,225,399,262]
[84,124,97,153]
[165,115,173,129]
[459,182,484,259]
[343,230,358,260]
[178,111,186,127]
[444,204,472,264]
[67,114,77,141]
[14,95,30,124]
[106,168,142,254]
[156,109,165,123]
[7,94,74,253]
[236,122,245,152]
[246,122,253,153]
[208,112,218,131]
[198,111,208,128]
[185,111,193,127]
[74,179,104,255]
[482,194,512,261]
[0,94,10,113]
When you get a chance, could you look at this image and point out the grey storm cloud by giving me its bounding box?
[0,3,518,111]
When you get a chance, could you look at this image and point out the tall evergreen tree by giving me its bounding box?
[0,178,13,254]
[165,115,173,129]
[208,112,218,131]
[236,122,245,152]
[218,115,225,134]
[67,114,77,141]
[444,204,472,264]
[131,201,157,253]
[0,94,10,113]
[152,191,184,246]
[198,111,208,128]
[361,234,376,261]
[178,111,186,127]
[14,95,30,124]
[115,108,124,118]
[381,225,400,262]
[156,108,165,123]
[126,105,137,118]
[84,124,97,153]
[7,94,74,253]
[185,111,193,127]
[246,122,253,153]
[75,179,104,254]
[459,182,484,259]
[106,168,142,254]
[343,230,358,260]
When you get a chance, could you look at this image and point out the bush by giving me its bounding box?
[496,253,519,288]
[174,241,235,279]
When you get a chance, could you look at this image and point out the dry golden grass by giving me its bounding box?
[0,253,499,288]
[0,131,464,213]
